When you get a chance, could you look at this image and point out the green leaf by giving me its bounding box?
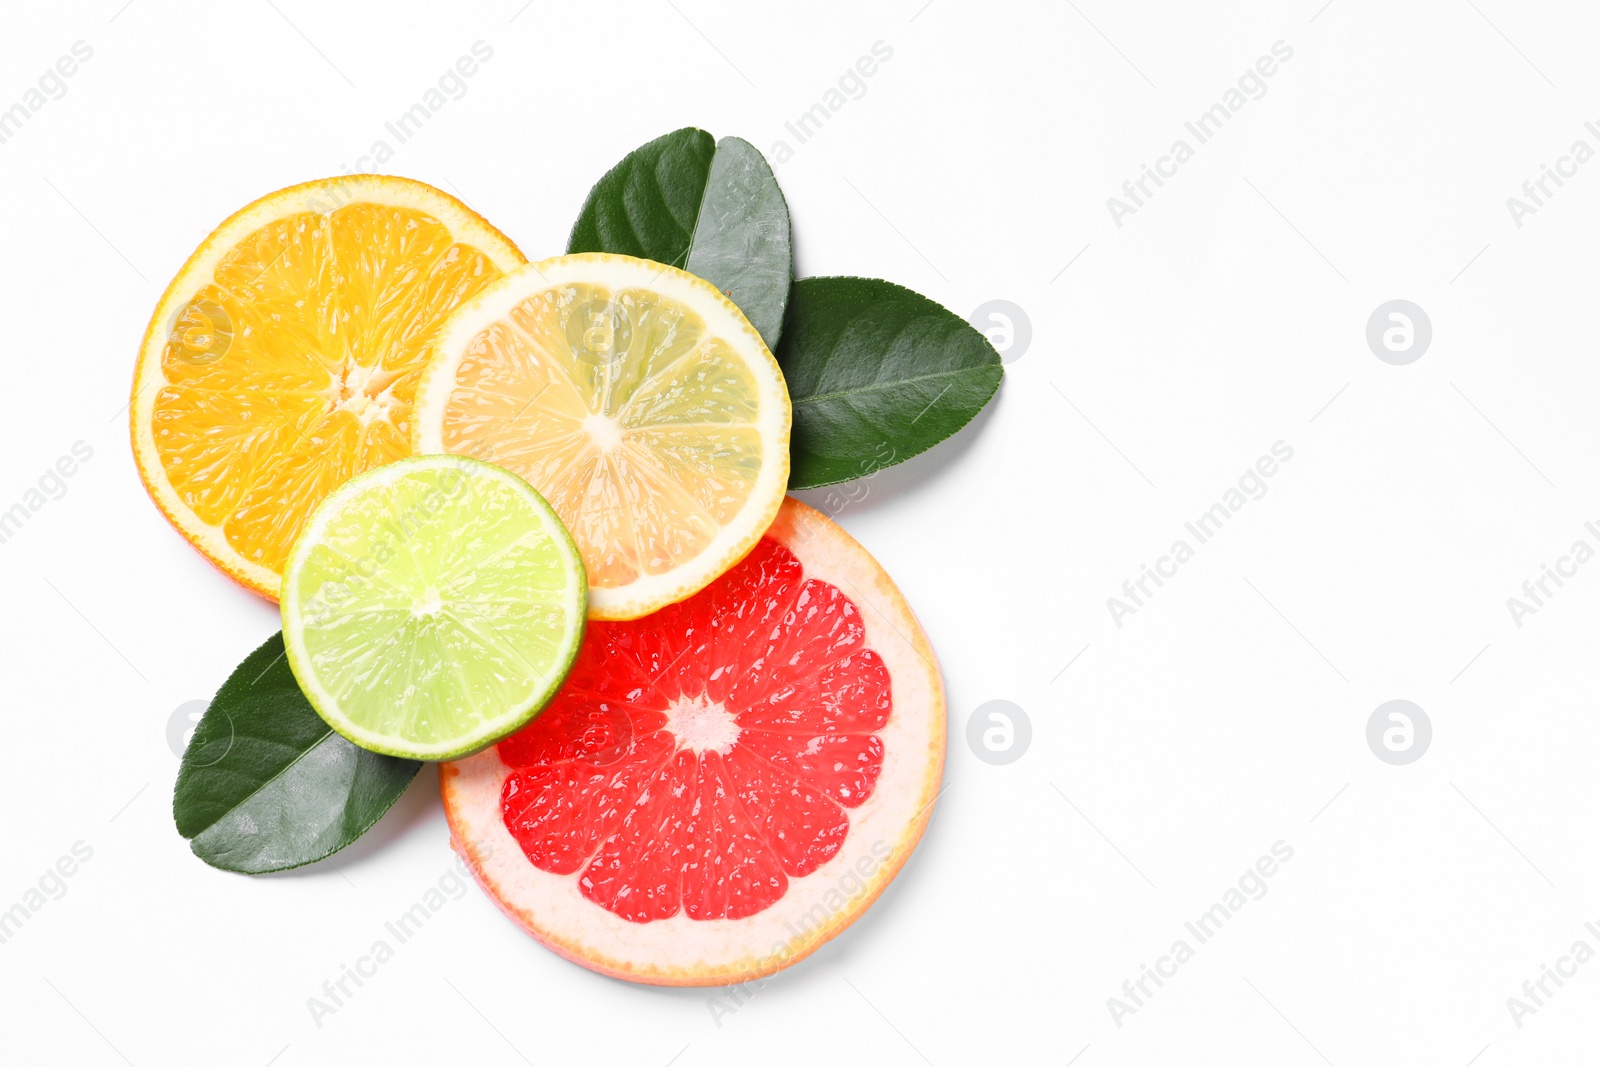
[776,277,1004,489]
[567,127,793,349]
[173,633,421,874]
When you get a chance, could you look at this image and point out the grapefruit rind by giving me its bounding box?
[130,175,527,601]
[411,253,791,622]
[281,455,588,762]
[441,498,945,986]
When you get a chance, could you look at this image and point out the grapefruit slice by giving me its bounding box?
[131,175,525,600]
[442,498,945,985]
[411,253,791,621]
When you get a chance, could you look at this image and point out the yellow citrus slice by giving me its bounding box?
[131,175,526,600]
[412,253,791,620]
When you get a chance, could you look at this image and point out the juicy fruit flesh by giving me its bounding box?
[152,204,505,575]
[438,282,766,590]
[289,462,580,751]
[497,535,891,924]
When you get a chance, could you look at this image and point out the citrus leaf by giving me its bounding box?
[683,138,793,350]
[777,277,1004,488]
[173,632,420,874]
[567,127,793,349]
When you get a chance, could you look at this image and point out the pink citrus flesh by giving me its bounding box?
[441,498,945,985]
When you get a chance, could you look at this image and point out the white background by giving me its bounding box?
[2,0,1599,1063]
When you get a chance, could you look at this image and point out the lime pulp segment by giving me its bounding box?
[281,455,587,760]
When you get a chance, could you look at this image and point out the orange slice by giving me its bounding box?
[131,175,525,599]
[412,253,791,620]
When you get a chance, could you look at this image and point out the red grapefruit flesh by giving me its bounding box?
[441,498,945,985]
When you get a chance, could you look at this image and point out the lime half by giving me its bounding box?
[281,455,587,760]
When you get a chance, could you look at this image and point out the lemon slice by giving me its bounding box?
[131,175,525,600]
[281,455,587,760]
[412,253,791,620]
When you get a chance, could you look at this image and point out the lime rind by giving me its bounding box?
[281,455,587,761]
